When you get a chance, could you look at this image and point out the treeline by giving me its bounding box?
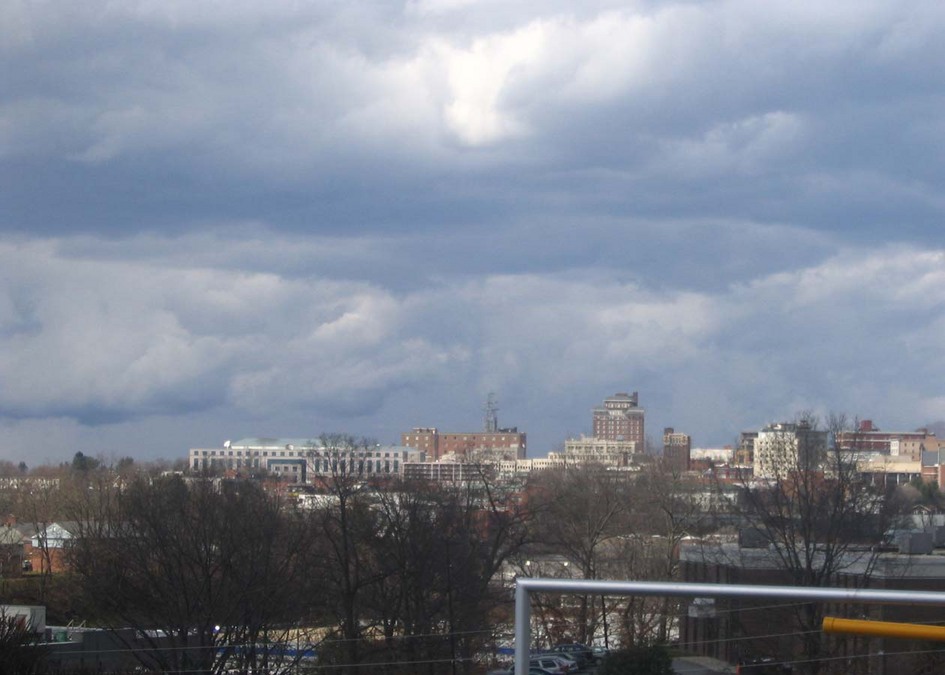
[5,415,922,675]
[0,445,706,675]
[59,472,525,675]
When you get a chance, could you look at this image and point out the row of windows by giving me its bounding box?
[196,449,401,458]
[193,458,400,474]
[197,449,295,458]
[405,435,522,442]
[311,459,398,472]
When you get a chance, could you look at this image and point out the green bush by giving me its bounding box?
[597,645,673,675]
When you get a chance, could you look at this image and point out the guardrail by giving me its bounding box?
[513,579,945,674]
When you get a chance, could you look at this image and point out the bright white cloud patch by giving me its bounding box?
[439,23,545,145]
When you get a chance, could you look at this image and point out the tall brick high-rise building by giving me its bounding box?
[662,427,691,472]
[592,392,645,451]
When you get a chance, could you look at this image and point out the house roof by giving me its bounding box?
[0,526,22,545]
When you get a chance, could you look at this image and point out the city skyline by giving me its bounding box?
[3,1,945,464]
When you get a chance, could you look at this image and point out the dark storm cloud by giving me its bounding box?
[4,1,945,242]
[2,1,945,462]
[0,233,943,463]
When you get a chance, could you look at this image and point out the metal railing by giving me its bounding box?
[513,578,945,673]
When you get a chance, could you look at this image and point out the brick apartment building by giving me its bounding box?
[662,427,691,472]
[836,419,940,461]
[400,427,526,461]
[592,392,645,449]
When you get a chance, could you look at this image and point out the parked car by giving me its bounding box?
[553,643,594,666]
[487,666,555,675]
[541,652,580,671]
[530,656,571,674]
[737,657,793,674]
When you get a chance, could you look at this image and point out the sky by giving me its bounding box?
[2,0,945,465]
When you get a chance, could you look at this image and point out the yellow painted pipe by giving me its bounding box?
[823,616,945,642]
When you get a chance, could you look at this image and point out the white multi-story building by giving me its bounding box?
[188,438,422,482]
[752,422,828,479]
[558,435,639,467]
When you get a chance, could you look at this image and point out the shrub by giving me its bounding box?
[597,645,673,675]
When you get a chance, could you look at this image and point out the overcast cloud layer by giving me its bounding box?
[2,1,945,463]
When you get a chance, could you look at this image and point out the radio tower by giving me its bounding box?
[484,393,499,433]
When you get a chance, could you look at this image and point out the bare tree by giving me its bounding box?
[18,477,62,600]
[528,466,635,645]
[297,451,532,675]
[303,435,386,674]
[725,413,895,675]
[568,461,714,649]
[368,481,450,674]
[69,475,310,675]
[440,471,533,673]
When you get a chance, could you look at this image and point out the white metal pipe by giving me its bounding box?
[514,581,530,672]
[512,578,945,674]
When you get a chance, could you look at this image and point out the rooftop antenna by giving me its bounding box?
[484,393,499,433]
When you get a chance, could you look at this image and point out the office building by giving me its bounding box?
[752,422,828,479]
[401,396,526,461]
[662,427,691,472]
[592,392,645,449]
[189,438,420,481]
[400,427,526,461]
[561,435,639,466]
